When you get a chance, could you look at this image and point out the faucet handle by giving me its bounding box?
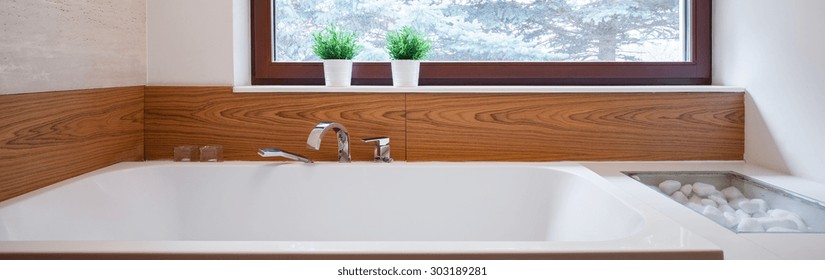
[361,137,393,163]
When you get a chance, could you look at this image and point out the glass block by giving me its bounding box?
[173,145,198,162]
[199,145,224,162]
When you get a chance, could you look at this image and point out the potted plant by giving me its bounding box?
[312,24,362,87]
[386,26,431,87]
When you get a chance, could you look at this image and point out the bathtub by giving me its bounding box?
[0,162,721,259]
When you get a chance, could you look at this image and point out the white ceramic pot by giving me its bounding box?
[391,60,420,87]
[323,60,353,87]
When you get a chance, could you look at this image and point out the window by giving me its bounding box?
[252,0,710,85]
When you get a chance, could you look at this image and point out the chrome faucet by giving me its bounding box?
[258,148,313,163]
[306,122,351,163]
[362,137,393,163]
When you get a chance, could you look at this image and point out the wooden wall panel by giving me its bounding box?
[144,87,406,161]
[406,93,744,161]
[1,86,743,201]
[0,86,144,202]
[146,88,743,163]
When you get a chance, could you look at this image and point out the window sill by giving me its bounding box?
[233,85,745,94]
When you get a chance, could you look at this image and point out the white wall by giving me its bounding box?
[147,0,248,86]
[232,0,251,87]
[0,0,146,95]
[715,0,825,184]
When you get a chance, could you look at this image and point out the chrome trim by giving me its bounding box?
[362,137,393,163]
[258,148,313,163]
[306,122,351,163]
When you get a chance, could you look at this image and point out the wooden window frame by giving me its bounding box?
[251,0,711,86]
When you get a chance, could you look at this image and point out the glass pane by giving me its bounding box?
[274,0,686,62]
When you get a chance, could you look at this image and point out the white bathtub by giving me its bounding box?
[0,162,720,259]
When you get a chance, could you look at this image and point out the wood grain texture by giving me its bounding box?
[0,86,144,202]
[407,93,744,161]
[144,87,406,161]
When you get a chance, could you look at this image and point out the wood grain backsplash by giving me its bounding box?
[145,87,407,161]
[407,93,744,161]
[145,87,744,162]
[0,86,144,202]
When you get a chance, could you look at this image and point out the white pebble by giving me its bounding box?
[702,205,726,225]
[729,198,748,210]
[756,217,798,230]
[736,199,757,213]
[709,194,728,206]
[768,209,792,217]
[733,210,751,226]
[701,199,718,208]
[753,199,769,213]
[723,212,739,228]
[737,218,765,232]
[658,180,682,195]
[766,227,801,233]
[786,216,806,231]
[752,211,768,218]
[738,199,768,214]
[654,179,812,234]
[720,204,736,214]
[768,209,807,231]
[790,221,809,232]
[671,191,689,204]
[735,209,751,220]
[693,182,720,197]
[721,186,745,200]
[686,202,705,213]
[680,184,693,196]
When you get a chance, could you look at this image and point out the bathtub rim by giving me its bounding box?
[0,161,722,259]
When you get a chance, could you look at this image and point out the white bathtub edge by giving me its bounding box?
[0,161,724,257]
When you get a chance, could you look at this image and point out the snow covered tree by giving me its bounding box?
[554,0,682,61]
[274,0,683,62]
